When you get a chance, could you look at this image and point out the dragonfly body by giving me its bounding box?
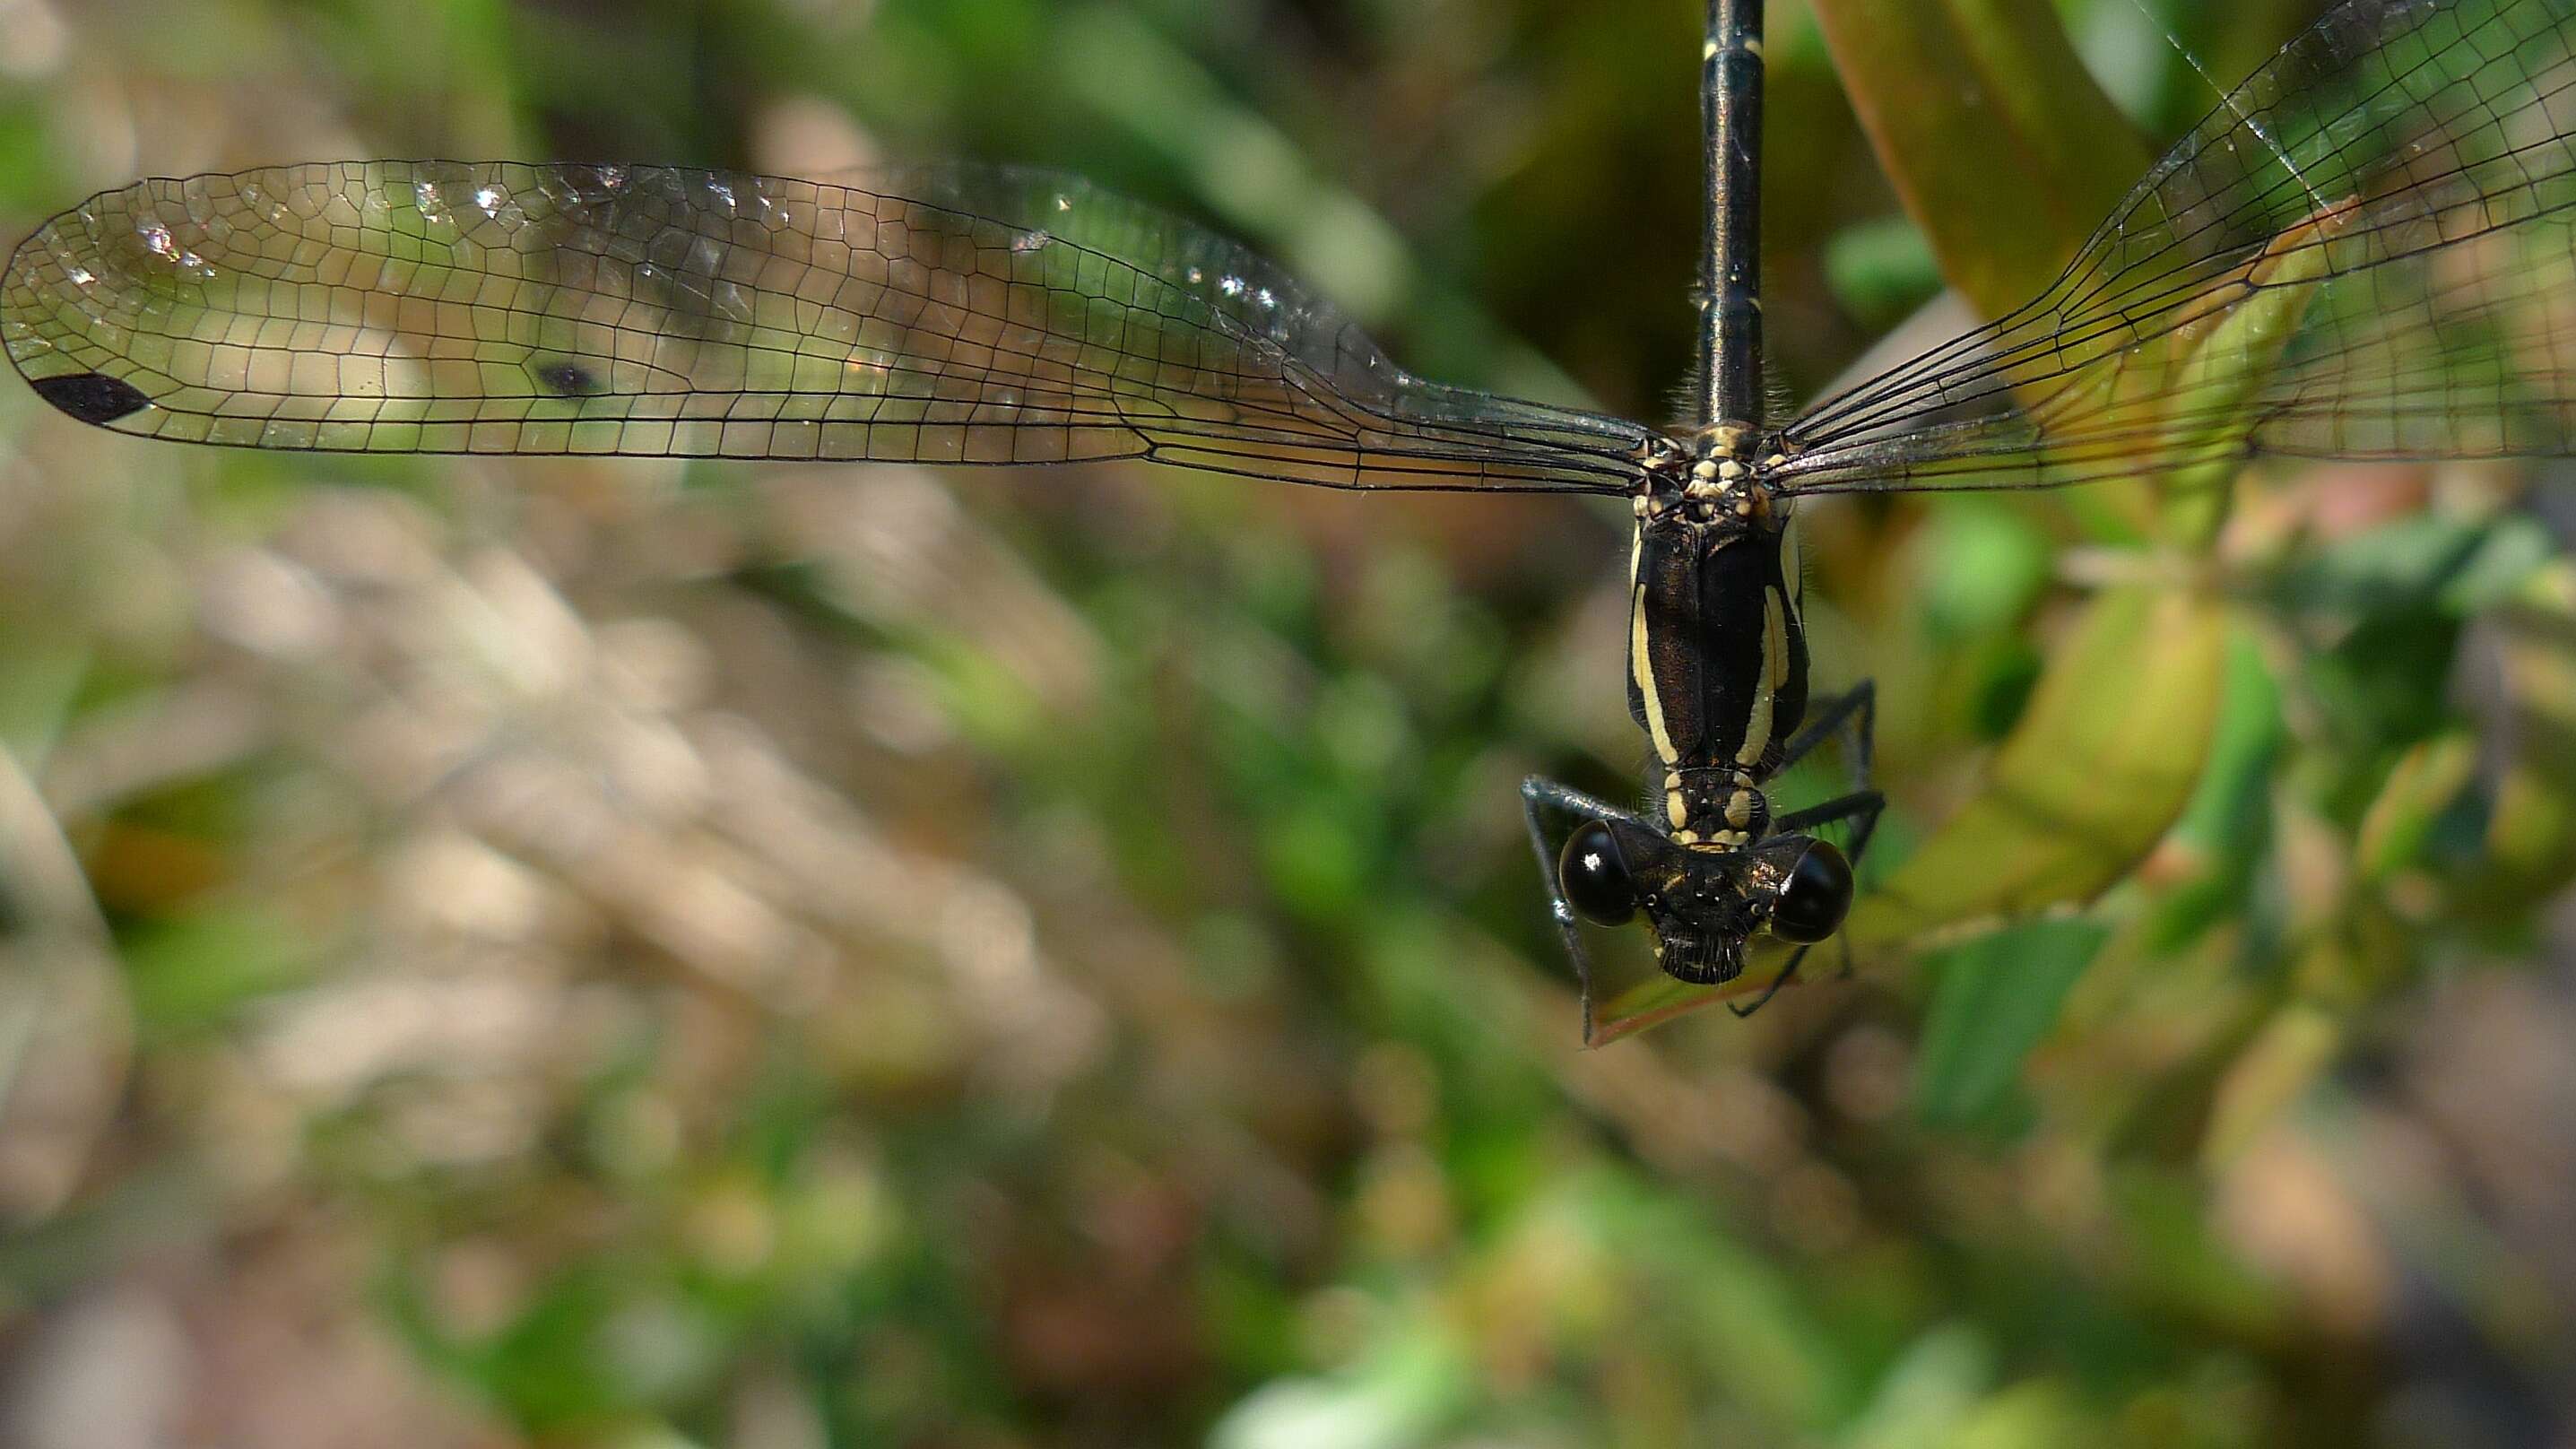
[1532,426,1873,1014]
[1524,0,1877,1016]
[13,0,2576,1037]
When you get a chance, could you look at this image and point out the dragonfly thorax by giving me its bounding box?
[1625,456,1810,846]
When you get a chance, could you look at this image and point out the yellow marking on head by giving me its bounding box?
[1667,792,1689,829]
[1737,586,1786,767]
[1726,790,1755,828]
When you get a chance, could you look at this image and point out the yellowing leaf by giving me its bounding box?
[1849,585,2227,947]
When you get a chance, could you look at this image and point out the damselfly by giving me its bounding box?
[7,0,2572,1037]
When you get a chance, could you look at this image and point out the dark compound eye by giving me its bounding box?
[533,360,601,397]
[30,371,151,424]
[1767,838,1852,944]
[1557,820,1638,927]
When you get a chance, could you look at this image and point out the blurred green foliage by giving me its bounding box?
[5,1,2576,1446]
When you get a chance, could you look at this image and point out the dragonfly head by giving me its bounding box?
[1557,820,1852,985]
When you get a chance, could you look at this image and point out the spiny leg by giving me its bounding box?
[1521,775,1640,1044]
[1780,681,1876,795]
[1731,943,1817,1020]
[1733,681,1883,1020]
[1774,788,1887,862]
[1778,681,1882,873]
[1779,789,1885,988]
[1784,682,1883,984]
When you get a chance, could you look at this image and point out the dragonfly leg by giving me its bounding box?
[1730,944,1817,1020]
[1779,681,1875,793]
[1521,775,1640,1045]
[1776,681,1886,876]
[1733,785,1886,1020]
[1774,788,1887,863]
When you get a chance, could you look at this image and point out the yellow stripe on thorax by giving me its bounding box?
[1736,585,1787,768]
[1627,522,1692,830]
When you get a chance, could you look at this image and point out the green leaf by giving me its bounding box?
[120,904,318,1041]
[1587,956,1775,1046]
[2272,514,2506,620]
[2200,1000,2344,1167]
[2355,732,2481,886]
[1912,917,2108,1131]
[2153,204,2351,540]
[1824,214,1946,328]
[0,645,88,766]
[2455,560,2576,918]
[1210,1313,1471,1449]
[1948,1379,2095,1449]
[1842,1325,1995,1449]
[1575,1170,1857,1427]
[2145,628,2285,950]
[1849,584,2227,946]
[1809,0,2148,319]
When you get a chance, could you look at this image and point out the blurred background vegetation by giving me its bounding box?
[6,0,2576,1445]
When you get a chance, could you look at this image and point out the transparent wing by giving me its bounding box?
[1,161,1652,494]
[1774,0,2576,496]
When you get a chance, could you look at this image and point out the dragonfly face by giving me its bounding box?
[1557,816,1854,986]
